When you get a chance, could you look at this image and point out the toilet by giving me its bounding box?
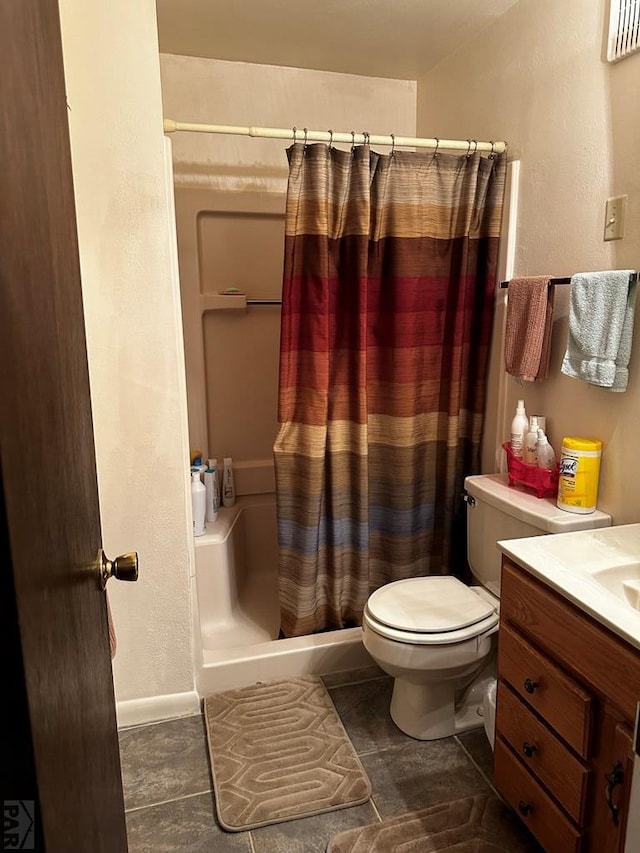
[362,473,612,741]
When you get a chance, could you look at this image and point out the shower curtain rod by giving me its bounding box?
[162,119,507,154]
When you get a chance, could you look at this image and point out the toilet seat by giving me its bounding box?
[364,576,499,645]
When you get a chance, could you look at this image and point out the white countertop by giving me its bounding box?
[498,523,640,651]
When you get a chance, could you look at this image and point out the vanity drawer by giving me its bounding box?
[498,622,593,758]
[494,735,583,853]
[501,560,640,722]
[496,679,589,824]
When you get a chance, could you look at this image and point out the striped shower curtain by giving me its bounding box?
[274,142,506,638]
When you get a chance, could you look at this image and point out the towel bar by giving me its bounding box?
[500,272,639,289]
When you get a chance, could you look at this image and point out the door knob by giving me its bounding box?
[99,549,139,590]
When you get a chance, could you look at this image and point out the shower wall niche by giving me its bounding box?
[175,188,286,496]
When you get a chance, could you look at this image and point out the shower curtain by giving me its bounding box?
[274,142,506,638]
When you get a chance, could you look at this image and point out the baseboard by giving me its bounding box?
[116,690,201,729]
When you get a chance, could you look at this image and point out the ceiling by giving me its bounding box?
[155,0,520,80]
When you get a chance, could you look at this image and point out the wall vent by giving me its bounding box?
[607,0,640,61]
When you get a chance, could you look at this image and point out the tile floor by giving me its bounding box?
[120,669,543,852]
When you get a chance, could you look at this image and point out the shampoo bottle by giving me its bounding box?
[191,469,206,536]
[210,457,221,509]
[510,399,529,460]
[523,416,539,464]
[536,429,557,470]
[222,457,236,507]
[204,459,219,523]
[210,457,220,496]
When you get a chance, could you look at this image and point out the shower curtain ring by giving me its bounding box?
[489,140,496,159]
[466,139,472,159]
[350,130,356,152]
[292,126,298,143]
[363,131,370,146]
[433,137,440,158]
[328,129,334,150]
[303,127,308,148]
[390,133,396,156]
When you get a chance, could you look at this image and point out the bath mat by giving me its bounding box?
[204,675,372,831]
[326,794,540,852]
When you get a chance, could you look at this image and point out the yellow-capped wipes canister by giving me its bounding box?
[557,437,602,514]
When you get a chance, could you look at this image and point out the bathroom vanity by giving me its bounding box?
[495,524,640,853]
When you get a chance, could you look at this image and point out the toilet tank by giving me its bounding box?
[465,474,612,595]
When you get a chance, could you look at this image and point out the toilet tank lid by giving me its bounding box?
[464,474,612,534]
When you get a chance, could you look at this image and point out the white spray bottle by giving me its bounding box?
[536,429,557,471]
[510,399,529,460]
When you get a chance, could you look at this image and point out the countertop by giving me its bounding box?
[498,523,640,651]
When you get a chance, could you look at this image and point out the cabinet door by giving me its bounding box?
[587,718,634,853]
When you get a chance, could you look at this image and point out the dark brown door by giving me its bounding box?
[1,1,128,850]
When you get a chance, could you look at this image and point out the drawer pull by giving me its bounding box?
[604,761,624,826]
[522,741,538,758]
[518,800,532,817]
[523,678,539,694]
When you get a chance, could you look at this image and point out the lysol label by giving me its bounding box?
[559,457,578,477]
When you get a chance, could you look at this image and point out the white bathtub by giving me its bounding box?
[192,494,373,694]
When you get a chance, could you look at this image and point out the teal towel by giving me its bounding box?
[561,270,637,392]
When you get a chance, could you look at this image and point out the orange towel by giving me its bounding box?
[504,276,555,381]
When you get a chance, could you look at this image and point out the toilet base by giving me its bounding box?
[389,666,495,741]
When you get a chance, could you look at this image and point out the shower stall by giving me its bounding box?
[175,186,373,694]
[172,136,516,696]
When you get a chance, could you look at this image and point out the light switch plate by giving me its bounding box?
[604,194,627,241]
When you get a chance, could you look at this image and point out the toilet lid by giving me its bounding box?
[366,576,496,634]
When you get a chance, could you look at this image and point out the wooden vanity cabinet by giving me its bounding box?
[494,558,640,853]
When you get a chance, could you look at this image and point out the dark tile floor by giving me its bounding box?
[120,670,543,852]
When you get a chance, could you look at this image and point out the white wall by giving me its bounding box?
[59,0,197,716]
[418,0,640,523]
[159,55,417,191]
